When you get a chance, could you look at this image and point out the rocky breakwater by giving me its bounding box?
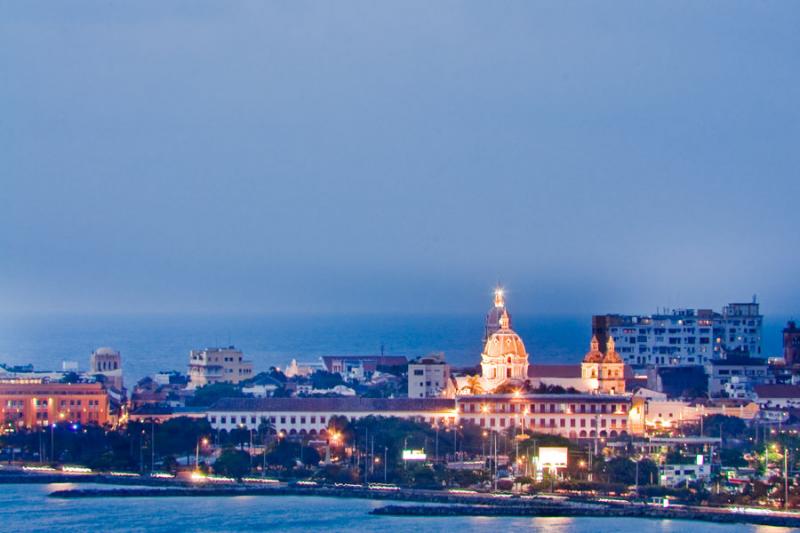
[371,503,800,528]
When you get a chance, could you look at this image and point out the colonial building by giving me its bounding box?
[207,397,456,435]
[188,346,253,389]
[456,393,634,439]
[581,336,626,394]
[0,381,110,428]
[89,347,123,391]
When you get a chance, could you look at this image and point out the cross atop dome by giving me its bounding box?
[494,287,505,308]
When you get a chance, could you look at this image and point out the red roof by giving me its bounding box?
[527,365,581,378]
[754,384,800,399]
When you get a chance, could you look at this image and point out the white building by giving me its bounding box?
[283,358,325,378]
[592,302,763,368]
[408,353,454,398]
[188,346,253,389]
[753,384,800,409]
[207,397,456,435]
[90,347,124,390]
[660,461,711,487]
[706,356,769,398]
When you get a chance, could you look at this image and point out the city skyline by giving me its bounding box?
[2,2,799,315]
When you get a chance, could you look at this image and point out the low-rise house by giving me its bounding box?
[706,355,770,398]
[660,462,712,487]
[754,384,800,409]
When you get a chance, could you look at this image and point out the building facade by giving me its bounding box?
[706,356,770,398]
[0,381,110,428]
[456,393,634,439]
[89,347,123,391]
[207,397,457,435]
[188,346,253,389]
[580,336,626,394]
[784,321,800,367]
[408,353,454,398]
[592,302,763,368]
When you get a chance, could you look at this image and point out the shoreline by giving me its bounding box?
[370,504,800,528]
[37,482,800,529]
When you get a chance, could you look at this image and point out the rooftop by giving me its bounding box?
[754,384,800,399]
[209,397,455,412]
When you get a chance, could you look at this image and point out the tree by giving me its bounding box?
[310,370,344,390]
[265,440,320,468]
[186,383,245,407]
[155,417,212,460]
[214,448,251,479]
[720,448,748,467]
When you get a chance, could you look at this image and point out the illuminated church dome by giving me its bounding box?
[480,307,529,391]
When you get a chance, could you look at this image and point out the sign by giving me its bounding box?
[537,447,568,469]
[402,449,427,461]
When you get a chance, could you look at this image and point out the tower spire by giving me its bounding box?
[499,309,510,329]
[494,287,505,308]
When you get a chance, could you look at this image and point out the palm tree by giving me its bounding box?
[466,375,484,395]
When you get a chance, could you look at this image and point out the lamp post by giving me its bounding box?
[785,448,789,510]
[195,437,209,471]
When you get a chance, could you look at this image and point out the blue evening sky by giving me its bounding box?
[1,1,798,316]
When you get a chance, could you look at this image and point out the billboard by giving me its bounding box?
[537,447,568,469]
[402,449,427,461]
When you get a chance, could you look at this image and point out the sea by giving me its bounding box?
[0,313,791,383]
[0,483,794,533]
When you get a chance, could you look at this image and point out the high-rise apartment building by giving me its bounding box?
[592,301,762,368]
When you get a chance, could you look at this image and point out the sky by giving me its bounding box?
[1,1,799,317]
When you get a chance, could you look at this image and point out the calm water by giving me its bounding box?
[0,313,791,383]
[0,483,794,533]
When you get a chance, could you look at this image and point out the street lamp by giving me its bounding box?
[195,436,209,471]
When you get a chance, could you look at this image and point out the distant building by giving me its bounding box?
[0,381,110,428]
[660,462,711,487]
[580,336,626,394]
[457,393,634,439]
[207,397,456,435]
[784,321,800,367]
[408,353,454,398]
[90,347,123,391]
[753,384,800,409]
[321,355,407,381]
[706,355,770,398]
[283,358,325,378]
[187,346,253,389]
[528,337,631,394]
[592,301,762,367]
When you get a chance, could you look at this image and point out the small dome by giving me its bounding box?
[602,336,623,363]
[583,336,604,363]
[93,347,119,356]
